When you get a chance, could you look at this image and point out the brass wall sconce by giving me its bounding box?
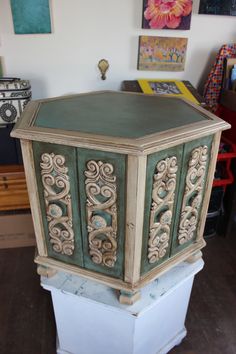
[98,59,109,80]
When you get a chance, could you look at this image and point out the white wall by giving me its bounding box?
[0,0,236,99]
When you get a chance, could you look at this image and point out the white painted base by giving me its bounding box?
[41,259,204,354]
[56,328,187,354]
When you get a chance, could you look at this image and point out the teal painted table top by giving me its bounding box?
[34,92,208,139]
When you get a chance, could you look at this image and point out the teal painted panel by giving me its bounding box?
[170,135,213,255]
[77,148,126,279]
[33,142,84,266]
[34,92,208,138]
[141,144,184,275]
[10,0,51,34]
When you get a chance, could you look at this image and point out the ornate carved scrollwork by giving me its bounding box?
[85,160,117,268]
[40,153,75,256]
[178,145,208,245]
[148,156,178,264]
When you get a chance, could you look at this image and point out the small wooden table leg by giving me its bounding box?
[185,250,203,264]
[119,289,141,305]
[37,265,57,278]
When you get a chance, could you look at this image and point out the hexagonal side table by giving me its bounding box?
[11,91,230,303]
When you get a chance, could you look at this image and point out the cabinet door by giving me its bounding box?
[141,145,183,275]
[33,142,84,266]
[77,148,126,279]
[170,135,213,256]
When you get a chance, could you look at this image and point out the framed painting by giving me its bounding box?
[199,0,236,15]
[142,0,193,30]
[10,0,52,34]
[137,36,188,72]
[137,79,199,104]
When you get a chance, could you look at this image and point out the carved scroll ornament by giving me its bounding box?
[85,160,117,268]
[148,156,178,264]
[40,153,75,256]
[178,145,208,245]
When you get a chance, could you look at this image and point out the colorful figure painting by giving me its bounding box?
[142,0,193,30]
[10,0,51,34]
[138,36,188,72]
[148,81,182,94]
[199,0,236,16]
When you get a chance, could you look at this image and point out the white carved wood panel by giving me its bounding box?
[148,156,178,264]
[40,152,75,256]
[178,145,208,245]
[85,160,118,268]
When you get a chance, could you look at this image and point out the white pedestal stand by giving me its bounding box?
[41,259,204,354]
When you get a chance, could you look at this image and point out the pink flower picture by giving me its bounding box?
[142,0,193,30]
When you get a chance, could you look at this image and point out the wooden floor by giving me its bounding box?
[0,235,236,354]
